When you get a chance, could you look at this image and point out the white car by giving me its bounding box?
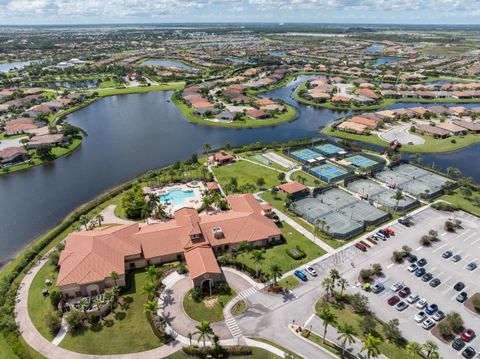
[305,266,317,277]
[422,318,435,330]
[416,298,427,309]
[407,263,418,272]
[414,311,427,323]
[390,282,404,292]
[407,294,419,304]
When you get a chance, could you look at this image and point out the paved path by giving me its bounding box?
[100,205,135,225]
[379,124,425,145]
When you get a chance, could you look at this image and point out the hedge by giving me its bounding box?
[285,245,306,260]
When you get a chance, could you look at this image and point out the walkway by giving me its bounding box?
[99,205,135,225]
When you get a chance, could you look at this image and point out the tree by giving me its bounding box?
[350,293,370,315]
[143,300,158,316]
[391,190,405,215]
[94,213,104,227]
[147,193,160,209]
[277,172,286,181]
[237,241,250,271]
[269,264,282,286]
[78,298,90,322]
[104,290,114,314]
[358,315,376,335]
[383,319,402,343]
[79,215,90,231]
[316,218,327,233]
[321,277,335,300]
[422,340,439,358]
[109,271,120,287]
[445,311,464,333]
[93,298,104,321]
[406,341,423,357]
[317,307,337,343]
[145,265,160,282]
[143,281,157,300]
[64,310,83,334]
[329,268,340,287]
[361,333,381,359]
[46,310,62,335]
[337,278,349,297]
[256,177,266,189]
[122,183,147,219]
[250,250,265,278]
[194,321,214,347]
[36,144,52,159]
[337,322,357,358]
[371,263,383,276]
[203,143,212,157]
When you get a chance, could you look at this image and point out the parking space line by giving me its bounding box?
[433,243,448,253]
[463,233,477,242]
[415,246,423,251]
[441,232,447,236]
[472,238,480,245]
[387,263,394,269]
[456,229,471,239]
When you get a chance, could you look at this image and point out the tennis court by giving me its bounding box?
[289,148,323,163]
[314,143,346,156]
[344,154,378,169]
[309,163,349,183]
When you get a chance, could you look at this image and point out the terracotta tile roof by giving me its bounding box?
[184,245,221,280]
[278,181,308,194]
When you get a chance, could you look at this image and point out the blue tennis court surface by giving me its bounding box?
[345,155,377,168]
[311,164,347,181]
[314,143,343,155]
[291,148,320,162]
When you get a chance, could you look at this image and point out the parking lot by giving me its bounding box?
[343,208,480,358]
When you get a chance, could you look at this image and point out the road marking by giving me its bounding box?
[416,246,423,251]
[472,238,480,245]
[387,263,394,269]
[433,243,448,253]
[304,313,315,327]
[442,287,451,295]
[463,233,477,242]
[441,232,447,236]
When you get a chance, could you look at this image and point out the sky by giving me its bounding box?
[0,0,479,25]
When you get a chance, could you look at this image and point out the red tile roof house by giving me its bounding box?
[210,151,235,166]
[277,181,309,199]
[57,194,282,298]
[0,147,29,167]
[246,108,270,119]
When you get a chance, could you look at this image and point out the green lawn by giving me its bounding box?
[0,334,17,359]
[323,126,480,153]
[28,261,60,341]
[243,221,327,275]
[164,347,281,359]
[212,160,282,193]
[93,82,185,97]
[277,275,300,290]
[439,188,480,216]
[315,300,421,359]
[60,270,161,355]
[244,154,288,172]
[248,337,302,359]
[183,290,237,323]
[302,330,356,359]
[290,170,325,187]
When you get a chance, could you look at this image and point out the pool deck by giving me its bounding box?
[151,182,205,213]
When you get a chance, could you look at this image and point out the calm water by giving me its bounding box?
[366,43,385,53]
[142,59,199,71]
[372,57,401,66]
[0,60,33,73]
[0,75,478,263]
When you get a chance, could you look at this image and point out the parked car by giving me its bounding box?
[452,338,466,351]
[355,243,367,252]
[454,282,465,291]
[390,282,404,292]
[425,304,438,315]
[415,268,426,277]
[384,227,395,235]
[430,278,441,287]
[452,254,462,262]
[375,232,387,241]
[407,254,417,263]
[466,262,477,271]
[461,329,476,342]
[422,273,433,282]
[407,294,419,304]
[408,263,418,272]
[371,282,385,294]
[305,266,317,277]
[387,295,400,306]
[433,310,445,321]
[395,301,408,311]
[422,318,435,330]
[398,217,410,227]
[416,298,427,309]
[457,291,468,303]
[417,258,427,267]
[294,270,308,281]
[414,311,427,323]
[462,347,476,359]
[442,250,453,259]
[378,229,390,237]
[399,287,411,298]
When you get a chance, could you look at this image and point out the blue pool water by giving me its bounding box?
[160,189,195,207]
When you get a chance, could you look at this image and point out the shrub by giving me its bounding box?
[285,245,306,260]
[371,263,383,276]
[431,202,459,212]
[358,314,376,335]
[46,310,62,335]
[64,310,83,334]
[359,269,373,281]
[177,262,187,274]
[190,287,203,302]
[216,282,232,296]
[49,290,62,309]
[473,297,480,312]
[349,293,370,315]
[88,313,100,324]
[437,320,453,338]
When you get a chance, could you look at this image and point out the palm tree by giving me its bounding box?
[337,323,357,358]
[321,277,335,300]
[250,250,265,278]
[194,321,214,347]
[79,215,90,231]
[318,307,337,343]
[143,300,158,316]
[203,143,212,157]
[111,285,120,310]
[422,340,439,358]
[78,297,90,322]
[237,241,250,270]
[104,290,114,314]
[361,333,381,359]
[269,264,282,286]
[93,298,103,321]
[109,271,120,287]
[94,213,104,227]
[337,278,349,297]
[145,265,160,282]
[406,341,423,357]
[392,190,405,215]
[315,218,327,233]
[143,281,156,300]
[155,203,167,220]
[329,268,340,287]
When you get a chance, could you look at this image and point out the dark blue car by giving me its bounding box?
[294,270,308,281]
[415,268,426,277]
[426,304,438,315]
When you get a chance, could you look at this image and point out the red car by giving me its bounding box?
[355,243,367,252]
[461,329,476,342]
[384,227,395,235]
[399,287,411,298]
[360,240,371,248]
[387,295,400,306]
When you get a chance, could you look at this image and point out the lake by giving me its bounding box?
[372,57,401,66]
[0,75,478,264]
[142,59,199,71]
[0,60,34,73]
[366,43,385,53]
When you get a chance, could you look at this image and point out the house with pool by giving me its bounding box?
[57,193,282,298]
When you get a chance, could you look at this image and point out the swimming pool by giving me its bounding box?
[160,189,195,208]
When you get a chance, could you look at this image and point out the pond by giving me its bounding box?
[372,57,401,66]
[366,43,385,53]
[0,60,34,73]
[142,59,200,71]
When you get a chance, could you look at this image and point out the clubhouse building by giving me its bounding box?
[57,194,281,298]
